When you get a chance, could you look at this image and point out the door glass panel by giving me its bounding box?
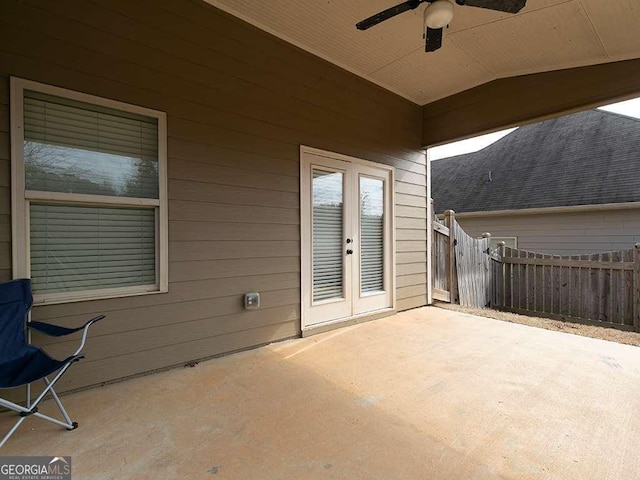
[360,177,384,293]
[312,169,344,302]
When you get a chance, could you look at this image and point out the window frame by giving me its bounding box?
[10,77,168,305]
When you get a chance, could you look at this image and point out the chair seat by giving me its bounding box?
[0,347,75,389]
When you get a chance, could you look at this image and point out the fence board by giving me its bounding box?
[496,255,503,308]
[534,253,543,313]
[504,247,512,309]
[578,255,589,320]
[571,255,580,319]
[611,250,623,325]
[601,252,611,324]
[624,249,634,326]
[511,249,519,310]
[634,245,640,330]
[520,251,527,311]
[542,254,552,314]
[560,263,570,317]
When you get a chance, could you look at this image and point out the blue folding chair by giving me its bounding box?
[0,279,105,448]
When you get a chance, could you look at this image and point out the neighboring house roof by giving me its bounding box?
[431,109,640,214]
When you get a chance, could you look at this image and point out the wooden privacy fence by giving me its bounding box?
[432,210,492,308]
[491,245,640,331]
[453,221,491,308]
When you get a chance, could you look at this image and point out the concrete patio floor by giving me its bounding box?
[2,306,640,479]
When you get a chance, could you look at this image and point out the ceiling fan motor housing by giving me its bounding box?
[424,0,455,29]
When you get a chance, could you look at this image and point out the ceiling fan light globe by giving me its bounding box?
[424,0,455,29]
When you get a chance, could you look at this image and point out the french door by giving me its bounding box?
[301,147,394,330]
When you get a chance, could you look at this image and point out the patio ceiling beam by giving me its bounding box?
[422,58,640,148]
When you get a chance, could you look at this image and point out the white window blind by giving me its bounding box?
[30,204,156,294]
[24,90,159,199]
[12,78,167,303]
[360,177,384,293]
[312,169,344,302]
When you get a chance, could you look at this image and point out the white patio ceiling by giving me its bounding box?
[205,0,640,105]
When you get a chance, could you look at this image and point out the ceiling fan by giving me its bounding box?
[356,0,526,52]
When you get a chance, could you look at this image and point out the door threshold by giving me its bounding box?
[301,308,396,337]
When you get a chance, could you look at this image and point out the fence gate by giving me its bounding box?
[431,214,452,302]
[452,220,492,308]
[431,210,493,307]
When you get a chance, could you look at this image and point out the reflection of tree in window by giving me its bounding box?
[123,157,159,198]
[24,142,117,196]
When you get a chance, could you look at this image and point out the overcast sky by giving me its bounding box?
[428,96,640,161]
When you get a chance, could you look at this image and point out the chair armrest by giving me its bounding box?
[29,315,106,337]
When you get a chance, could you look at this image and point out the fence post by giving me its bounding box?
[480,233,491,307]
[496,241,506,309]
[444,210,457,304]
[634,244,640,332]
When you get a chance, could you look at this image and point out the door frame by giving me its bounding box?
[300,145,396,332]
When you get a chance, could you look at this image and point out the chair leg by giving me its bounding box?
[43,377,74,428]
[0,416,27,449]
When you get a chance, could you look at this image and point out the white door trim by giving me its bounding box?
[300,146,396,331]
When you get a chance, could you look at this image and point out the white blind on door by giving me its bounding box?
[312,169,344,302]
[360,177,384,293]
[30,203,156,294]
[23,90,159,199]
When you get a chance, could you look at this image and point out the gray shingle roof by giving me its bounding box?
[431,109,640,214]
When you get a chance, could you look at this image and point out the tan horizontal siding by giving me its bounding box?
[170,257,300,282]
[396,193,427,209]
[397,241,427,253]
[169,158,299,193]
[397,295,428,312]
[0,243,10,270]
[396,181,426,197]
[397,252,427,265]
[458,209,640,255]
[397,273,428,289]
[169,201,299,224]
[169,180,299,209]
[397,228,427,241]
[0,160,8,185]
[57,321,300,392]
[397,284,428,301]
[169,138,299,177]
[168,222,299,242]
[0,0,427,397]
[41,290,301,354]
[169,241,299,262]
[35,273,300,324]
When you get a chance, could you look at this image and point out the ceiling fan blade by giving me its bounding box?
[425,27,443,52]
[455,0,526,14]
[356,0,426,30]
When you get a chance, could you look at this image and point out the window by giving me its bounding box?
[490,237,517,250]
[11,78,167,304]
